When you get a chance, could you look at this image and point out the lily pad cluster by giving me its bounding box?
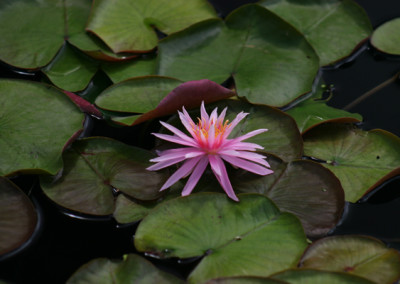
[0,0,400,283]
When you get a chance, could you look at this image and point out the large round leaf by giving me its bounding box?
[0,177,37,257]
[303,123,400,202]
[259,0,372,66]
[299,235,400,284]
[371,18,400,55]
[95,77,183,113]
[271,269,375,284]
[0,0,126,69]
[286,83,362,133]
[40,137,168,216]
[67,254,184,284]
[206,277,286,284]
[163,99,303,161]
[0,79,84,176]
[157,4,319,107]
[135,193,308,283]
[233,156,345,238]
[86,0,217,53]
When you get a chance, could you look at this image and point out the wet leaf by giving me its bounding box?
[67,253,184,284]
[135,193,308,283]
[0,0,125,69]
[86,0,217,52]
[0,177,37,256]
[286,84,362,133]
[157,4,319,107]
[371,18,400,55]
[42,43,99,92]
[95,76,183,114]
[163,100,302,161]
[271,269,375,284]
[260,0,372,66]
[299,235,400,284]
[40,137,168,216]
[0,79,84,176]
[233,157,345,238]
[303,123,400,202]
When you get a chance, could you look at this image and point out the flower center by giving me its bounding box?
[191,117,230,152]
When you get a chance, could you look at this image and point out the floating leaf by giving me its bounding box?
[303,123,400,202]
[157,4,319,107]
[95,76,183,114]
[135,193,307,283]
[271,269,375,284]
[0,79,84,176]
[286,84,362,133]
[42,43,99,92]
[0,0,126,69]
[102,55,158,83]
[299,235,400,284]
[86,0,217,52]
[259,0,372,65]
[131,80,236,126]
[206,277,286,284]
[233,157,344,238]
[163,100,302,161]
[67,254,184,284]
[371,18,400,55]
[40,137,168,216]
[0,177,37,256]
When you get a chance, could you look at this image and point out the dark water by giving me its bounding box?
[1,1,400,283]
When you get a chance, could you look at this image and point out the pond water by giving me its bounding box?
[0,0,400,283]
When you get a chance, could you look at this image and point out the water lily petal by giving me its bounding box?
[221,155,274,176]
[223,111,248,138]
[159,121,197,146]
[209,155,239,201]
[200,101,209,121]
[181,156,209,196]
[147,156,186,171]
[152,133,195,147]
[160,156,202,191]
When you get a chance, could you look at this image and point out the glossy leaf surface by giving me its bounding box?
[157,4,319,107]
[303,123,400,202]
[371,18,400,55]
[0,178,37,256]
[260,0,372,65]
[41,137,168,216]
[135,193,307,283]
[86,0,217,52]
[233,157,345,238]
[0,79,84,176]
[67,254,184,284]
[299,235,400,284]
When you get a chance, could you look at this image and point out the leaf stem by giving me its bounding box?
[343,71,400,111]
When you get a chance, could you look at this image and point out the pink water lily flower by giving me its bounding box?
[147,102,274,201]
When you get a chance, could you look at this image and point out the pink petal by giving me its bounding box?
[227,141,264,151]
[221,155,274,176]
[209,107,218,123]
[159,157,202,191]
[179,108,196,137]
[209,155,239,201]
[200,101,209,121]
[150,148,203,162]
[217,107,227,125]
[219,149,270,168]
[159,121,197,146]
[181,156,209,196]
[231,129,268,142]
[223,111,248,139]
[152,133,195,147]
[147,156,186,171]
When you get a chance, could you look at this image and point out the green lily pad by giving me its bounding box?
[40,137,168,216]
[233,156,345,238]
[86,0,217,53]
[95,76,183,114]
[67,254,184,284]
[271,269,375,284]
[102,55,158,83]
[205,277,286,284]
[0,177,37,256]
[135,193,308,283]
[286,84,362,133]
[371,18,400,55]
[0,79,84,176]
[0,0,126,69]
[157,4,319,107]
[260,0,372,66]
[163,100,302,161]
[303,123,400,202]
[42,43,99,92]
[299,235,400,284]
